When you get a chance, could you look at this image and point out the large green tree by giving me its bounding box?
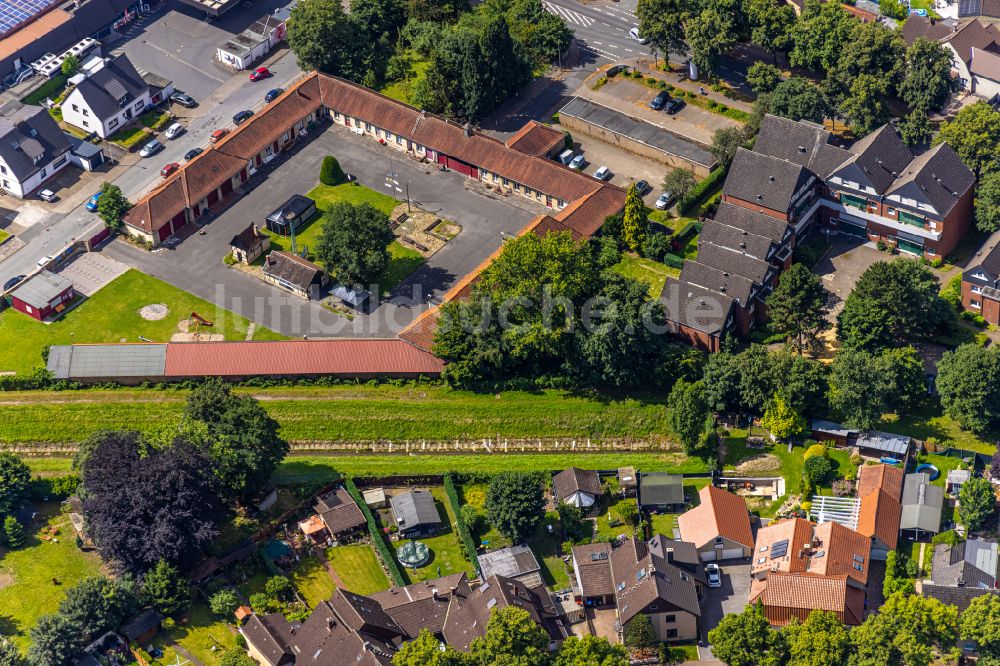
[746,0,795,61]
[636,0,689,56]
[708,602,778,666]
[469,605,549,666]
[288,0,366,79]
[58,577,140,645]
[851,592,959,666]
[767,77,829,123]
[782,609,851,666]
[185,379,289,499]
[936,344,1000,432]
[976,169,1000,232]
[765,263,827,351]
[789,0,854,73]
[876,345,927,412]
[686,9,735,77]
[960,593,1000,657]
[827,19,904,101]
[27,614,79,666]
[143,559,190,617]
[937,101,1000,177]
[621,183,647,251]
[899,38,957,113]
[829,348,888,429]
[351,0,405,43]
[393,629,470,665]
[710,126,749,167]
[95,182,131,232]
[899,109,933,149]
[0,637,22,666]
[959,476,996,531]
[839,73,890,136]
[554,636,627,666]
[662,167,697,201]
[623,613,657,649]
[667,379,713,456]
[486,472,544,543]
[762,395,806,441]
[315,202,395,288]
[0,452,30,516]
[746,61,783,94]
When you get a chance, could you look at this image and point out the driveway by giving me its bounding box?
[699,559,751,660]
[811,235,885,320]
[102,121,536,337]
[54,253,129,296]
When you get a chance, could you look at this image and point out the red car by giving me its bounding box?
[250,67,271,82]
[210,128,229,143]
[160,162,180,178]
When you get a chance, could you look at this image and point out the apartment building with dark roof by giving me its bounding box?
[962,242,1000,324]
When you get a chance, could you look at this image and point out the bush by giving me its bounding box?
[640,232,673,261]
[803,455,833,487]
[941,274,963,311]
[223,253,237,266]
[662,253,684,269]
[677,165,728,215]
[803,443,828,461]
[345,478,405,586]
[444,474,481,573]
[832,479,854,497]
[320,156,346,186]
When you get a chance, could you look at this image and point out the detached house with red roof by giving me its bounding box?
[855,464,903,560]
[676,486,754,561]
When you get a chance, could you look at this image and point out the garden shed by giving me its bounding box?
[265,194,316,235]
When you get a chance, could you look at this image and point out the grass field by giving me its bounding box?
[0,229,9,244]
[154,602,238,665]
[883,403,998,455]
[612,254,677,297]
[0,269,282,376]
[291,554,337,607]
[0,384,672,444]
[379,52,431,105]
[0,503,104,651]
[325,545,390,595]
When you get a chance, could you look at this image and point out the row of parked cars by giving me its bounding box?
[556,149,676,209]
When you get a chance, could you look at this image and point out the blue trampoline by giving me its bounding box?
[915,463,940,481]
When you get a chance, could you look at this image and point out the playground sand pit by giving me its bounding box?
[734,453,782,475]
[171,318,223,342]
[139,303,169,321]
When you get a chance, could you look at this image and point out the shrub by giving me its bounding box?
[803,455,833,487]
[320,156,346,186]
[850,453,863,466]
[707,99,718,109]
[662,253,684,269]
[832,479,854,497]
[803,443,828,461]
[444,474,481,573]
[640,232,673,261]
[677,165,727,215]
[345,478,405,586]
[223,253,237,266]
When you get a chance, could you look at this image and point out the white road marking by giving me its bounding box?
[543,2,595,26]
[580,43,620,60]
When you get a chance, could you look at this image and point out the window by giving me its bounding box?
[972,285,984,295]
[502,178,509,186]
[281,132,290,143]
[72,104,79,112]
[650,604,658,610]
[666,629,678,639]
[24,305,32,314]
[334,111,341,119]
[82,109,89,116]
[971,299,982,309]
[0,166,6,174]
[665,615,676,623]
[365,123,372,131]
[53,156,66,168]
[108,118,118,129]
[1,180,8,188]
[134,100,144,110]
[715,537,724,545]
[396,135,403,145]
[82,121,88,128]
[887,207,896,216]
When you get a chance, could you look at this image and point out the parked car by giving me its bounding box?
[664,97,685,115]
[265,88,284,103]
[36,255,52,269]
[184,148,204,161]
[569,154,587,170]
[629,27,649,44]
[655,192,674,209]
[650,90,670,110]
[210,128,229,143]
[37,188,56,202]
[164,122,184,140]
[160,162,180,178]
[86,192,102,211]
[233,110,254,126]
[706,563,722,588]
[593,165,611,180]
[139,139,164,158]
[169,92,197,108]
[249,67,271,82]
[2,275,25,291]
[635,180,650,195]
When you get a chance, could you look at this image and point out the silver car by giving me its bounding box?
[140,139,164,158]
[706,563,722,588]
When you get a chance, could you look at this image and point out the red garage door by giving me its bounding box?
[207,190,220,206]
[445,156,477,178]
[171,211,187,231]
[157,225,171,242]
[221,180,233,195]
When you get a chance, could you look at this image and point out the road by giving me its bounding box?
[543,0,648,63]
[0,48,304,286]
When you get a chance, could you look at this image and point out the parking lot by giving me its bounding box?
[570,136,671,207]
[699,558,751,659]
[812,234,885,319]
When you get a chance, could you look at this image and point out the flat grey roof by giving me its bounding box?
[10,270,72,308]
[900,473,944,533]
[478,545,541,580]
[558,96,716,168]
[857,430,910,456]
[47,344,167,379]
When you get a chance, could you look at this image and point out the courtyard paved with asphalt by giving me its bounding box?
[102,121,537,337]
[698,558,751,661]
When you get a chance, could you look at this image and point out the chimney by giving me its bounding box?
[665,548,674,563]
[432,588,439,600]
[464,123,473,137]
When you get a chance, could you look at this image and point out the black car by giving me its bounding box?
[650,91,670,110]
[169,92,197,108]
[184,147,204,161]
[2,275,25,291]
[664,97,686,114]
[233,110,254,126]
[635,180,650,195]
[265,88,285,103]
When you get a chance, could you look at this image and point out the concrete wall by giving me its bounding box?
[556,112,712,178]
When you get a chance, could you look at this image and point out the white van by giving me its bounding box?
[558,149,575,165]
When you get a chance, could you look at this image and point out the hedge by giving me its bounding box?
[444,473,481,575]
[345,477,406,586]
[677,164,728,215]
[662,253,684,269]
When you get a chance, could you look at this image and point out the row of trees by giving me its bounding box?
[288,0,571,120]
[77,380,289,575]
[638,0,957,138]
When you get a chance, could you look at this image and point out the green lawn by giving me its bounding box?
[0,269,282,376]
[155,602,238,665]
[459,483,511,550]
[292,554,337,607]
[325,545,390,595]
[882,403,998,455]
[392,487,474,582]
[379,52,431,105]
[0,229,9,244]
[108,125,150,149]
[0,503,104,651]
[382,242,426,295]
[21,74,67,105]
[612,254,677,297]
[308,182,398,216]
[526,511,570,589]
[0,384,672,444]
[919,453,967,488]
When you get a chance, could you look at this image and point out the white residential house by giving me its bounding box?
[941,20,1000,97]
[62,55,151,138]
[0,104,72,197]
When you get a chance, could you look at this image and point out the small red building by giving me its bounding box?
[8,271,74,321]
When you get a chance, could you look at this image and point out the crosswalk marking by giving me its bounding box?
[543,1,595,27]
[579,43,619,60]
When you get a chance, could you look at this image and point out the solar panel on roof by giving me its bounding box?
[0,0,60,36]
[770,539,789,559]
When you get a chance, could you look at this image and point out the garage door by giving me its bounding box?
[837,219,868,238]
[721,548,745,560]
[701,550,717,562]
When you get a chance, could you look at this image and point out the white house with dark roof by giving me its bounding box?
[0,104,71,197]
[62,55,151,138]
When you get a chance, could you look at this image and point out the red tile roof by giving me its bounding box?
[677,486,754,550]
[857,464,904,500]
[123,177,187,234]
[751,518,813,576]
[505,120,566,157]
[182,149,248,205]
[808,521,871,586]
[750,572,865,626]
[163,339,443,378]
[856,464,903,550]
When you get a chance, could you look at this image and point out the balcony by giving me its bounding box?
[897,209,925,229]
[839,193,868,211]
